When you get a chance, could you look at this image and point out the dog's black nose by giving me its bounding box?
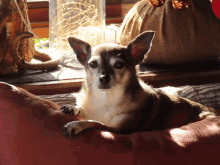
[99,75,110,85]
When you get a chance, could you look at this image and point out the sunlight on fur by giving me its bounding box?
[101,131,115,140]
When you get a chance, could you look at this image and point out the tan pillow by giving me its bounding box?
[119,0,220,65]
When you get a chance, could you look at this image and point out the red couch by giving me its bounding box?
[0,82,220,165]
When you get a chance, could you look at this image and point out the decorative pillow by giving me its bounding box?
[119,0,220,65]
[1,82,220,165]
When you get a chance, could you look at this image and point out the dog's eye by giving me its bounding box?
[114,61,124,69]
[89,61,98,68]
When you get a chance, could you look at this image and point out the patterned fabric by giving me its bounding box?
[120,0,220,65]
[177,83,220,110]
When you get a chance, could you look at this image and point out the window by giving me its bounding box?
[13,0,138,94]
[27,0,138,38]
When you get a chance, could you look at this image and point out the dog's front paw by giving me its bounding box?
[60,105,81,115]
[62,121,83,137]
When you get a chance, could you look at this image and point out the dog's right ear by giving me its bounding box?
[127,31,154,65]
[68,37,91,66]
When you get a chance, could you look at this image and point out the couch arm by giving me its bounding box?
[0,82,220,165]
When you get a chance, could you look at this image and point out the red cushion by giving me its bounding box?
[0,82,220,165]
[212,0,220,18]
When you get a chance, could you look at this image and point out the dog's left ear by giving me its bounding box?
[68,37,91,66]
[127,31,155,65]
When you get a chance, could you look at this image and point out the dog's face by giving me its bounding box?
[68,31,154,90]
[85,43,133,90]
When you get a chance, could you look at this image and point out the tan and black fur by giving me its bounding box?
[61,31,218,136]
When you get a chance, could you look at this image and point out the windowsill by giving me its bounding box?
[15,69,220,95]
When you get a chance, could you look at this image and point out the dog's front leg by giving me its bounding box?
[61,105,109,137]
[62,120,107,137]
[60,104,85,116]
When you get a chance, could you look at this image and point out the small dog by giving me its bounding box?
[61,31,218,136]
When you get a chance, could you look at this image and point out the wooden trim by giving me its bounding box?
[15,70,220,95]
[31,22,49,28]
[27,0,138,7]
[105,0,139,5]
[16,79,83,95]
[32,27,49,38]
[28,1,48,9]
[31,22,49,38]
[106,3,134,18]
[28,8,48,22]
[28,3,134,21]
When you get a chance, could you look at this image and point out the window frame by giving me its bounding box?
[22,1,137,94]
[28,1,136,38]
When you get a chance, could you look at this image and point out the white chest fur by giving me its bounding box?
[77,84,128,125]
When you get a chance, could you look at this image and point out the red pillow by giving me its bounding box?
[0,82,220,165]
[212,0,220,18]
